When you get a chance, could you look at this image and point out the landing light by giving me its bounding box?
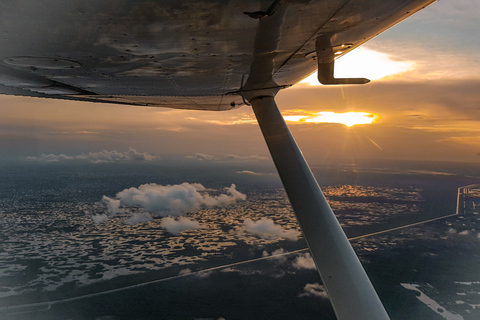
[333,44,353,55]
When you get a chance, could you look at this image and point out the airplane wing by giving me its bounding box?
[0,0,434,110]
[0,1,437,320]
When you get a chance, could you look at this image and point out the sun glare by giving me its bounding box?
[284,111,379,127]
[300,47,415,85]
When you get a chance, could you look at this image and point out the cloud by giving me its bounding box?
[224,154,269,161]
[26,153,74,162]
[91,214,109,224]
[292,253,316,270]
[185,153,219,161]
[236,170,262,176]
[27,147,160,163]
[51,130,100,135]
[298,283,329,300]
[427,0,478,21]
[124,148,160,161]
[236,170,274,176]
[91,196,130,224]
[260,250,317,271]
[78,147,161,162]
[126,212,153,225]
[160,217,202,234]
[242,218,300,240]
[275,78,480,162]
[115,183,245,215]
[102,196,125,215]
[446,228,473,236]
[262,248,288,263]
[439,136,480,147]
[97,183,246,224]
[185,154,269,162]
[406,170,455,176]
[178,268,192,276]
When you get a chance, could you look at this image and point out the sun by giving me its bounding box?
[284,111,379,127]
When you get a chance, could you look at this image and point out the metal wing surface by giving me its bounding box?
[0,0,435,110]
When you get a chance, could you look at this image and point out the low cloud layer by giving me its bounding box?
[242,218,300,240]
[27,147,160,163]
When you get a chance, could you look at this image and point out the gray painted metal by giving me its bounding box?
[0,0,435,109]
[251,95,390,320]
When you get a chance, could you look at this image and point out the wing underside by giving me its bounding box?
[0,0,435,110]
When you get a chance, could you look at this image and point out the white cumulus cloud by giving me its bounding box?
[95,183,246,224]
[242,218,300,240]
[161,217,202,234]
[114,183,246,216]
[102,196,125,215]
[292,253,316,270]
[298,283,329,300]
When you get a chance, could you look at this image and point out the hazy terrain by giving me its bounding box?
[0,159,479,319]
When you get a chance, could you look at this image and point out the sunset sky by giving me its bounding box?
[1,0,479,165]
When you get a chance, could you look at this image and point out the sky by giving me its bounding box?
[1,0,479,165]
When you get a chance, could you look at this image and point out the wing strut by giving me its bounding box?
[249,94,390,320]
